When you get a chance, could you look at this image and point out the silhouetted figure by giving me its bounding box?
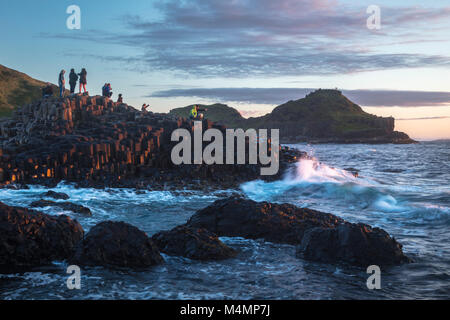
[42,83,54,98]
[117,94,123,103]
[78,68,87,93]
[141,104,150,113]
[68,69,78,94]
[58,70,66,98]
[102,83,113,97]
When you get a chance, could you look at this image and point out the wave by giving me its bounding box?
[241,158,450,225]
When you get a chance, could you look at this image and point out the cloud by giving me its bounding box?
[42,1,450,78]
[150,87,450,107]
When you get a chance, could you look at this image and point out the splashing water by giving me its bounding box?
[1,141,449,299]
[289,158,357,183]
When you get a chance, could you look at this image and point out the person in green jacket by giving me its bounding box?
[189,105,207,120]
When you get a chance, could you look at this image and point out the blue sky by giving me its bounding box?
[1,0,450,139]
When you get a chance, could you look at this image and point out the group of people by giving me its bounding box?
[102,83,113,98]
[50,70,209,120]
[57,68,88,97]
[54,68,123,103]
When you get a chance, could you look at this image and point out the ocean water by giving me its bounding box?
[0,141,449,300]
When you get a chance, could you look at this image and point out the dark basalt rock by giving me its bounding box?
[187,197,410,267]
[0,94,304,189]
[71,221,164,268]
[30,199,92,216]
[152,225,237,260]
[41,190,70,200]
[186,197,344,245]
[296,223,412,267]
[0,202,83,272]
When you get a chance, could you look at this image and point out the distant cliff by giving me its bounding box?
[0,64,58,117]
[171,89,416,144]
[169,103,244,125]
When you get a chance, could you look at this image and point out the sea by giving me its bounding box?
[0,141,449,299]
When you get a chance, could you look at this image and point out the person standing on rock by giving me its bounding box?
[78,68,87,94]
[68,69,78,94]
[117,94,123,103]
[58,70,66,98]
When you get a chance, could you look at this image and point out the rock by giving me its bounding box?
[296,223,412,267]
[187,197,410,267]
[41,190,70,200]
[71,221,164,268]
[0,202,83,272]
[170,89,416,144]
[186,197,343,245]
[0,94,302,190]
[30,199,92,216]
[152,225,237,260]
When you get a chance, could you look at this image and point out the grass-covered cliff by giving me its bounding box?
[169,103,244,126]
[0,64,58,117]
[170,89,415,144]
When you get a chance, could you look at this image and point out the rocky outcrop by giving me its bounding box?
[0,202,83,272]
[0,94,303,189]
[30,199,92,216]
[152,225,237,260]
[41,190,69,200]
[187,197,344,245]
[296,223,411,267]
[71,221,164,268]
[259,90,416,144]
[186,197,410,267]
[172,89,416,144]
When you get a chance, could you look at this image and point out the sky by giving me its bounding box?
[1,0,450,140]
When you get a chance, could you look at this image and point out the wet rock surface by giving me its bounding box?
[187,197,344,245]
[41,190,70,200]
[296,223,412,267]
[30,199,92,216]
[0,202,83,272]
[71,221,164,268]
[152,225,237,260]
[187,197,410,267]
